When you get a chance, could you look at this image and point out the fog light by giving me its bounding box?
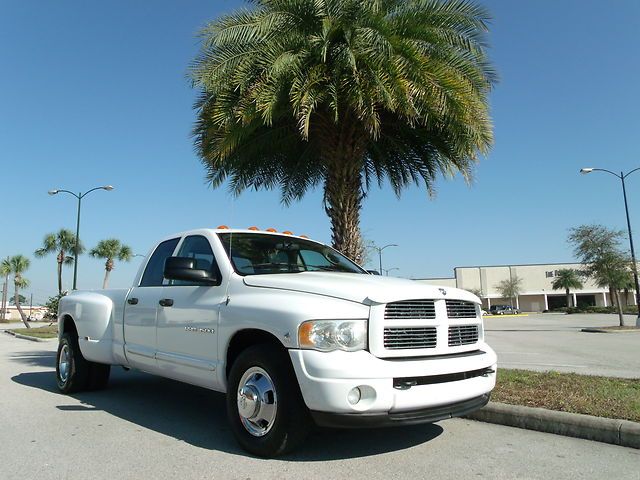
[347,387,362,405]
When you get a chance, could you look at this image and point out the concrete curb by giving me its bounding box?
[466,402,640,449]
[581,327,640,333]
[4,330,55,342]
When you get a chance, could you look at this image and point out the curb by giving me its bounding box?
[4,330,55,342]
[466,402,640,449]
[581,327,640,333]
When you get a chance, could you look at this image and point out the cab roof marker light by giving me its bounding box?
[283,230,293,235]
[217,225,229,229]
[248,226,260,231]
[300,235,308,238]
[266,228,277,232]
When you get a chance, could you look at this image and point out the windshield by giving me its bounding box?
[218,233,366,275]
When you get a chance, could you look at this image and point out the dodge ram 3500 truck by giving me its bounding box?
[56,228,497,457]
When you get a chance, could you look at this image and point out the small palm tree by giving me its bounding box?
[90,239,133,289]
[496,275,522,308]
[191,0,495,262]
[551,269,583,308]
[8,255,30,328]
[34,229,83,295]
[0,257,11,321]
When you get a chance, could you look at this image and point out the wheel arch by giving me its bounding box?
[225,329,288,380]
[59,314,78,340]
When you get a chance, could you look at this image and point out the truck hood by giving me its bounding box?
[242,272,479,305]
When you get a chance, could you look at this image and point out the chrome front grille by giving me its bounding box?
[385,300,436,320]
[445,300,477,318]
[448,325,479,346]
[384,327,437,349]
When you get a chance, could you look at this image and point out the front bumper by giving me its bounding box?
[289,344,497,420]
[311,394,490,428]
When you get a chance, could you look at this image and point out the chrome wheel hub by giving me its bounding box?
[237,367,277,437]
[58,344,71,383]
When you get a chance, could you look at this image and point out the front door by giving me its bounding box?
[156,234,226,389]
[123,237,180,372]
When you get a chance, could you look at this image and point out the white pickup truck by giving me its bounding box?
[56,228,496,456]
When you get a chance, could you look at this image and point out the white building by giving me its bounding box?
[416,262,636,312]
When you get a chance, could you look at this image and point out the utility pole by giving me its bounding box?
[29,293,33,320]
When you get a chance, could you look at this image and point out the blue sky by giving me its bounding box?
[1,0,639,304]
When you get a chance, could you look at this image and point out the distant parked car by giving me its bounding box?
[489,305,519,315]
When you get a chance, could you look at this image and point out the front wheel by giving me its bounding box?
[226,344,311,457]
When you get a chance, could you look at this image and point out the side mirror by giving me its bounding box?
[164,257,219,285]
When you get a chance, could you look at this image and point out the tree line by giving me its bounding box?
[489,224,635,326]
[1,229,132,328]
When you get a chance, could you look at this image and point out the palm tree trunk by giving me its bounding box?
[57,254,63,296]
[103,259,113,289]
[319,119,366,264]
[1,274,7,321]
[14,283,29,328]
[565,288,571,308]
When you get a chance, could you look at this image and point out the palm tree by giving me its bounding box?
[34,229,82,295]
[8,255,30,328]
[90,239,133,289]
[589,251,633,327]
[0,257,10,321]
[551,269,583,308]
[191,0,495,262]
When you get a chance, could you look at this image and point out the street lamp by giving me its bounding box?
[580,167,640,326]
[372,243,398,275]
[383,267,400,276]
[48,185,114,290]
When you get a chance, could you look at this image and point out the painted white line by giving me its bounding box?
[500,362,588,368]
[497,352,543,355]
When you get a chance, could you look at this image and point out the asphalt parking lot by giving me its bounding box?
[1,330,639,480]
[484,313,640,378]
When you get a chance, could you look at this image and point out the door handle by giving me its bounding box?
[159,298,174,307]
[127,297,139,305]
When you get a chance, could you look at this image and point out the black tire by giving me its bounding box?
[88,363,111,390]
[226,344,311,457]
[56,332,90,393]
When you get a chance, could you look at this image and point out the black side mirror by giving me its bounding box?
[164,257,219,285]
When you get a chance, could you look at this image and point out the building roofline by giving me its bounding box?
[412,277,456,281]
[454,261,583,270]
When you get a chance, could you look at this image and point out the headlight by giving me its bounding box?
[298,320,367,352]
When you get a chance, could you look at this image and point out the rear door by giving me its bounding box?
[123,237,180,372]
[156,234,225,389]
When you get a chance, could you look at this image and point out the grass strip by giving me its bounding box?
[493,369,640,422]
[11,325,58,339]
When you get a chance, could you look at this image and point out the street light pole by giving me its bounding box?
[373,244,398,275]
[580,167,640,326]
[49,185,114,290]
